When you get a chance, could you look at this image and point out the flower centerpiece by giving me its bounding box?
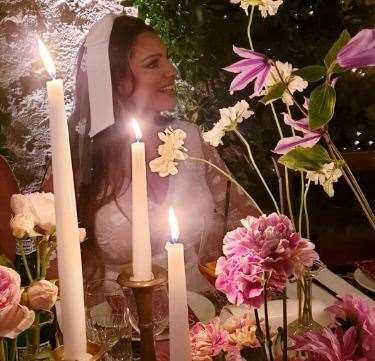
[0,192,85,361]
[148,1,374,360]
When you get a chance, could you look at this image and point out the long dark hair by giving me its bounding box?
[69,15,154,280]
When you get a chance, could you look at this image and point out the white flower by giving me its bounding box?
[230,0,283,17]
[149,127,188,177]
[202,124,226,147]
[258,0,283,17]
[10,213,36,239]
[264,61,308,105]
[306,162,343,197]
[202,100,254,147]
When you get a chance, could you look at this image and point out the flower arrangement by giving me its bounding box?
[149,2,374,361]
[189,294,375,361]
[0,192,85,361]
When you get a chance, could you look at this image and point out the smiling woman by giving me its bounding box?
[45,14,262,291]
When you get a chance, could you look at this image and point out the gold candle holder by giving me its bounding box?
[52,342,104,360]
[117,264,167,361]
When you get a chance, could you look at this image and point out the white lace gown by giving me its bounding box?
[94,119,259,292]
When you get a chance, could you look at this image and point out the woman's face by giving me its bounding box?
[119,32,177,115]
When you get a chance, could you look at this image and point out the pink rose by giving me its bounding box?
[0,266,35,338]
[27,280,58,311]
[0,303,35,338]
[11,192,56,234]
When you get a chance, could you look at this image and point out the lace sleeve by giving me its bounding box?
[201,141,262,230]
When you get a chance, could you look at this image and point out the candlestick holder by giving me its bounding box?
[117,264,168,361]
[52,342,104,360]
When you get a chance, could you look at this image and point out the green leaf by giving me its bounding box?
[293,65,326,82]
[260,82,286,105]
[278,145,331,172]
[324,30,351,70]
[308,84,336,129]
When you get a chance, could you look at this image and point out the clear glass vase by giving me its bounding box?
[288,269,321,335]
[16,310,55,361]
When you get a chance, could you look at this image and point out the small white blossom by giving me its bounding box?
[258,0,283,17]
[149,127,188,177]
[202,100,254,147]
[264,61,308,105]
[306,162,343,197]
[202,124,226,147]
[230,0,283,17]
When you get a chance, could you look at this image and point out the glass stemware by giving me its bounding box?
[84,279,132,361]
[123,283,169,338]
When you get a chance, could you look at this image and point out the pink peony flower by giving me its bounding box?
[26,280,58,311]
[325,294,375,358]
[290,326,358,361]
[0,266,35,338]
[215,253,286,308]
[190,317,228,360]
[11,192,56,234]
[240,213,319,277]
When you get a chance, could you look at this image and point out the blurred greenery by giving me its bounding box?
[125,0,375,213]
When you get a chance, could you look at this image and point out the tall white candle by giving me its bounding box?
[38,39,89,360]
[166,207,192,361]
[131,119,153,281]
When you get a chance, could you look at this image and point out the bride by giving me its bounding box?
[44,13,260,291]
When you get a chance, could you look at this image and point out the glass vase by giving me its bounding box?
[288,270,321,335]
[16,310,55,361]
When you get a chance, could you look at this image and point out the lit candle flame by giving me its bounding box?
[168,207,180,243]
[37,37,56,79]
[132,118,142,142]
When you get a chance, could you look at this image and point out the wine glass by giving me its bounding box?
[198,210,226,286]
[123,283,169,338]
[84,279,132,361]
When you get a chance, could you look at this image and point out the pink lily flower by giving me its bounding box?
[273,113,324,154]
[290,326,358,361]
[223,46,271,95]
[337,29,375,69]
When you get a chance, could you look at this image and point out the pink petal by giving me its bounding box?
[273,134,321,154]
[233,45,266,60]
[229,63,265,91]
[253,64,271,95]
[223,58,265,73]
[283,113,310,133]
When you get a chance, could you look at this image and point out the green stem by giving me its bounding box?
[0,339,6,361]
[263,275,274,361]
[247,6,255,51]
[270,103,284,139]
[303,180,311,239]
[9,338,16,361]
[325,140,375,230]
[188,156,262,213]
[234,129,280,214]
[36,246,40,279]
[284,167,295,227]
[282,289,288,361]
[32,313,41,356]
[20,242,33,284]
[286,105,295,136]
[330,139,374,212]
[298,172,304,234]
